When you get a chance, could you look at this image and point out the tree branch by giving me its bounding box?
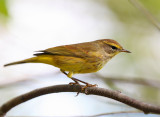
[92,110,141,116]
[94,74,160,89]
[129,0,160,31]
[0,84,160,117]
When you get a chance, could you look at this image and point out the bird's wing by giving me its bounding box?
[34,44,91,58]
[34,42,104,62]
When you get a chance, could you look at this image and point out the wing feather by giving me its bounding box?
[34,44,89,58]
[34,42,102,60]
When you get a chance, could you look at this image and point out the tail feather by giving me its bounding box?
[4,57,37,67]
[4,61,26,67]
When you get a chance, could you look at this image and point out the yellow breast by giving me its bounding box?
[36,55,106,74]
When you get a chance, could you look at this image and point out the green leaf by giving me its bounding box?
[0,0,9,17]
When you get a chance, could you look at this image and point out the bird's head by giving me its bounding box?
[97,39,131,57]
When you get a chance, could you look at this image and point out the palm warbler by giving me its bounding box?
[4,39,130,87]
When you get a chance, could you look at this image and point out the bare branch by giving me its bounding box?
[0,84,160,117]
[94,74,160,89]
[91,110,141,116]
[129,0,160,31]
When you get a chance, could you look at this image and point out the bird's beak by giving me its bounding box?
[120,49,131,53]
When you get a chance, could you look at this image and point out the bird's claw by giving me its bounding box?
[82,83,97,91]
[69,82,79,85]
[69,82,97,96]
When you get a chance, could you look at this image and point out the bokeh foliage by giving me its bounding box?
[0,0,9,24]
[101,0,160,105]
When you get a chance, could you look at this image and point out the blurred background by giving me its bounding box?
[0,0,160,116]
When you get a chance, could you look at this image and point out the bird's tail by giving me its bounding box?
[4,57,38,67]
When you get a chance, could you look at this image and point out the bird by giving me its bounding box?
[4,39,131,88]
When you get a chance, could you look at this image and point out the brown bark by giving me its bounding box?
[0,84,160,117]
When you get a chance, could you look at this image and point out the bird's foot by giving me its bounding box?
[82,83,97,91]
[69,82,80,85]
[69,82,82,96]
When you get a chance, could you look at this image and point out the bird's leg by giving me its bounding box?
[60,69,82,96]
[60,69,97,90]
[71,77,97,92]
[71,77,97,90]
[67,72,80,85]
[71,77,97,87]
[60,69,79,85]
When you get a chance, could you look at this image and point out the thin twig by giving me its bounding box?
[129,0,160,30]
[91,110,141,116]
[94,74,160,89]
[0,84,160,117]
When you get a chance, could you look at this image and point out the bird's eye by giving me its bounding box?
[111,46,117,50]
